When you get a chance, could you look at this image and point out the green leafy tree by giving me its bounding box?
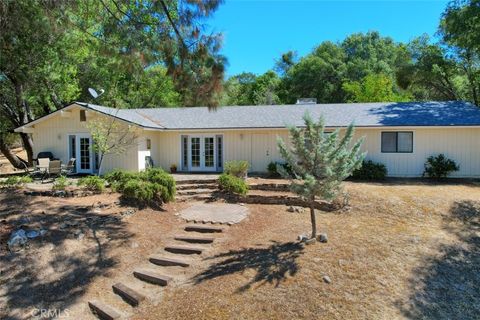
[398,36,462,101]
[277,114,365,239]
[87,114,139,176]
[440,0,480,106]
[342,73,411,102]
[280,41,347,103]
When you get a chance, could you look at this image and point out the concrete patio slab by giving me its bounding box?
[179,203,249,224]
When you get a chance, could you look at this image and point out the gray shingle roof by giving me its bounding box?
[77,101,480,130]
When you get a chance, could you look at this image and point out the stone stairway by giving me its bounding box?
[176,178,219,202]
[88,223,227,320]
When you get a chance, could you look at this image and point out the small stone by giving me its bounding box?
[317,233,328,243]
[77,233,85,240]
[8,229,28,251]
[287,206,295,212]
[323,275,332,284]
[298,234,308,242]
[305,238,316,245]
[131,242,139,249]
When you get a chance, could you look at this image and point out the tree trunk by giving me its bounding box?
[19,133,34,165]
[309,199,317,239]
[0,136,27,169]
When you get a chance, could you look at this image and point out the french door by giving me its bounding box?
[189,136,216,172]
[76,134,93,173]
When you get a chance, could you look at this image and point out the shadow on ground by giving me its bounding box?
[0,192,133,320]
[194,241,304,292]
[398,200,480,319]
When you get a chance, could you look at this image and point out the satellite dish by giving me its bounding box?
[88,88,105,99]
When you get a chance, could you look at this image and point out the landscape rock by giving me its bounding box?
[8,229,28,251]
[298,234,308,242]
[323,275,332,284]
[121,209,136,217]
[305,238,316,245]
[317,233,328,243]
[26,230,40,239]
[287,206,295,212]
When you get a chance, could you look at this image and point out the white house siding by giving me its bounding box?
[151,127,480,177]
[32,107,139,173]
[29,106,480,177]
[151,130,290,172]
[355,127,480,177]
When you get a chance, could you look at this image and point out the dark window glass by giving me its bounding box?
[381,132,413,153]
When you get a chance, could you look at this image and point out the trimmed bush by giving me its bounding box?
[122,179,165,203]
[0,175,32,187]
[352,160,387,180]
[218,173,248,195]
[423,154,459,179]
[224,160,249,178]
[53,175,69,190]
[105,167,176,204]
[78,176,106,192]
[141,168,176,202]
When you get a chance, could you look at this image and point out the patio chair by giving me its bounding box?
[41,160,62,183]
[33,158,50,180]
[61,158,76,175]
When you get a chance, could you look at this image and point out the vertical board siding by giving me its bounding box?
[151,128,480,177]
[31,108,480,177]
[32,107,139,173]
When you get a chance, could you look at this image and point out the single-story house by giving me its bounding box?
[14,101,480,177]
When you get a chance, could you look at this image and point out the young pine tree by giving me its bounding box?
[277,114,365,239]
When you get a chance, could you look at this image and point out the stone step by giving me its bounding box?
[112,282,145,307]
[164,244,204,255]
[177,183,217,190]
[176,194,215,202]
[88,300,122,320]
[174,234,215,244]
[149,255,191,267]
[185,225,224,233]
[177,189,216,196]
[133,269,172,286]
[175,178,218,185]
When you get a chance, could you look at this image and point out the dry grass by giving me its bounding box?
[1,181,479,319]
[133,181,480,320]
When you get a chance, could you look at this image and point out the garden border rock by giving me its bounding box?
[23,189,102,198]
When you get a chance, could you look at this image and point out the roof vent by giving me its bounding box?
[296,98,317,105]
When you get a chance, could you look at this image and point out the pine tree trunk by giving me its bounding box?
[309,199,317,239]
[0,136,27,169]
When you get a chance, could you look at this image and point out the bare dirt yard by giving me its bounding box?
[0,180,479,319]
[0,148,27,175]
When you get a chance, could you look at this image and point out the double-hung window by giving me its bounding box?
[381,131,413,153]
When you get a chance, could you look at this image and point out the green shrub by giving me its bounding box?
[0,175,32,187]
[142,168,176,202]
[105,167,176,204]
[218,173,248,195]
[78,176,106,192]
[224,160,249,178]
[104,169,136,184]
[53,175,69,190]
[122,179,158,203]
[352,160,387,180]
[423,154,459,179]
[267,162,279,177]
